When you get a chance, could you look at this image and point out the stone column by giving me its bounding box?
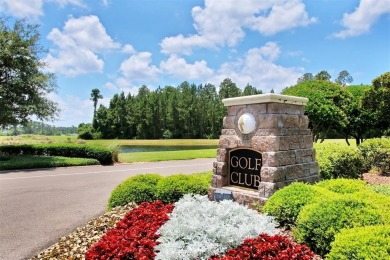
[209,93,320,205]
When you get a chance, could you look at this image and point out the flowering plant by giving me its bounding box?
[86,196,315,260]
[85,201,173,260]
[209,233,315,260]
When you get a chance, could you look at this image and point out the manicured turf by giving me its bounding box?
[119,148,216,163]
[0,155,99,171]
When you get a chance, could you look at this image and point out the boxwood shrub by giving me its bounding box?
[315,178,368,194]
[108,174,163,209]
[263,182,336,228]
[0,144,114,165]
[155,173,211,203]
[352,190,390,224]
[358,138,390,174]
[107,171,212,208]
[327,225,390,260]
[294,196,384,256]
[314,143,363,179]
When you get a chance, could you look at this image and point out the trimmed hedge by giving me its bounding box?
[314,142,363,179]
[263,182,336,228]
[315,178,368,194]
[358,137,390,174]
[107,171,212,209]
[155,173,211,203]
[0,144,114,165]
[294,196,384,256]
[327,225,390,260]
[108,174,163,208]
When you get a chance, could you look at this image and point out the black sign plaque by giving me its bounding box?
[228,148,262,189]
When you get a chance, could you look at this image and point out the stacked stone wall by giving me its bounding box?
[210,101,320,203]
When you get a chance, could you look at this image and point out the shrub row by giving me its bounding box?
[314,137,390,179]
[107,171,212,209]
[264,178,390,258]
[0,144,114,165]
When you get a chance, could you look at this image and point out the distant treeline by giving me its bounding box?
[81,79,262,139]
[3,121,77,136]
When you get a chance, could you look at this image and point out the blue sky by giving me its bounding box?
[1,0,389,126]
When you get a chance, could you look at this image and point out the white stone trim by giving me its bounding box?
[223,93,308,106]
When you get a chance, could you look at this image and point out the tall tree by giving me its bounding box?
[90,88,103,114]
[335,70,353,86]
[314,70,332,81]
[282,80,351,141]
[242,83,262,96]
[297,73,314,83]
[362,72,390,135]
[0,18,59,128]
[218,78,241,99]
[343,85,373,145]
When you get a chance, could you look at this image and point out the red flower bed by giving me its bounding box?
[209,233,315,260]
[85,201,173,260]
[86,201,314,260]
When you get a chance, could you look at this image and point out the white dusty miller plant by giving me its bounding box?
[154,194,277,260]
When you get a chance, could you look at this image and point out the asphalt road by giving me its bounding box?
[0,158,214,260]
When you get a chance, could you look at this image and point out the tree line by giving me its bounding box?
[80,79,262,139]
[283,71,389,145]
[2,121,77,136]
[82,71,389,144]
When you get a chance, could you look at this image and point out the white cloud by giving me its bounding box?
[122,44,136,54]
[160,55,214,80]
[119,52,160,82]
[0,0,43,18]
[47,0,84,8]
[0,0,84,19]
[44,15,120,76]
[247,0,317,35]
[160,0,316,55]
[333,0,390,38]
[209,42,303,93]
[47,92,94,126]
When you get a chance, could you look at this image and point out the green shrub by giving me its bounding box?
[314,142,363,179]
[294,197,384,256]
[0,144,114,165]
[107,171,212,208]
[352,190,390,224]
[327,225,390,260]
[108,174,163,209]
[156,172,211,203]
[315,178,368,194]
[368,184,390,197]
[263,182,336,228]
[358,138,390,174]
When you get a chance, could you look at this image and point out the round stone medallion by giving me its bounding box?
[237,113,256,134]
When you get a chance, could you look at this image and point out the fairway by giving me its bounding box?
[0,135,219,166]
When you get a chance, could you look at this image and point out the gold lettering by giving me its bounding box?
[239,157,248,169]
[255,158,262,171]
[244,173,252,186]
[238,172,245,185]
[231,156,239,168]
[248,158,255,170]
[253,175,261,187]
[230,172,239,184]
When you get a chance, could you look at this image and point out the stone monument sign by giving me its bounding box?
[209,93,320,205]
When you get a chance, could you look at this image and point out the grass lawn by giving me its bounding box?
[119,148,216,163]
[0,155,99,171]
[0,135,219,168]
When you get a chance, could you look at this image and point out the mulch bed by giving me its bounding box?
[362,172,390,185]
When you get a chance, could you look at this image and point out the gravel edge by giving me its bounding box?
[30,203,136,260]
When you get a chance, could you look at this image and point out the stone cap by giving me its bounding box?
[223,93,309,107]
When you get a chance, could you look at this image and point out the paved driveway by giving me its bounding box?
[0,158,214,259]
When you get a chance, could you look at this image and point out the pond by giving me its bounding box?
[119,145,217,153]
